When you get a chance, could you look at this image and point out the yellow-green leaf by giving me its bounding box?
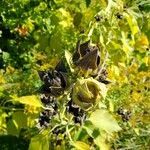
[73,141,90,150]
[29,130,49,150]
[15,95,43,108]
[124,12,139,36]
[65,50,74,72]
[94,134,110,150]
[89,109,121,133]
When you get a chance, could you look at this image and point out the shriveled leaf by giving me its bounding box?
[89,109,121,133]
[14,95,43,108]
[73,141,90,150]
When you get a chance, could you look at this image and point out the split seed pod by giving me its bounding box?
[73,40,100,72]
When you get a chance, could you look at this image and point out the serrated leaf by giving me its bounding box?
[15,95,43,108]
[73,141,90,150]
[121,31,133,55]
[89,109,121,133]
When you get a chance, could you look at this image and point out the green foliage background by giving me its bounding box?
[0,0,150,150]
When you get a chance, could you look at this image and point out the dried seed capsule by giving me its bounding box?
[73,40,100,72]
[40,94,55,104]
[38,70,67,96]
[76,49,100,71]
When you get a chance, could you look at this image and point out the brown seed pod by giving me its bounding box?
[73,40,100,72]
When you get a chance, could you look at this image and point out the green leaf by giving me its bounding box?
[7,111,27,136]
[14,95,43,108]
[73,12,83,27]
[0,110,7,133]
[89,109,121,133]
[29,130,49,150]
[94,135,110,150]
[84,121,100,138]
[73,141,90,150]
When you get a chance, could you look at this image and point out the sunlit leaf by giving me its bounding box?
[14,95,43,108]
[89,109,121,133]
[58,8,73,28]
[124,12,139,36]
[73,141,90,150]
[94,134,110,150]
[65,50,74,72]
[29,130,49,150]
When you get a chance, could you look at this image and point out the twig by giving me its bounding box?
[66,125,74,144]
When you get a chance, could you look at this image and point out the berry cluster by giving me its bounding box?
[50,127,66,148]
[38,62,67,127]
[38,94,58,127]
[66,100,86,124]
[39,109,53,127]
[117,108,132,122]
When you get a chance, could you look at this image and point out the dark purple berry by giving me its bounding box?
[94,15,101,21]
[117,108,131,122]
[116,13,123,19]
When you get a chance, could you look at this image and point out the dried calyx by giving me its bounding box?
[38,61,67,96]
